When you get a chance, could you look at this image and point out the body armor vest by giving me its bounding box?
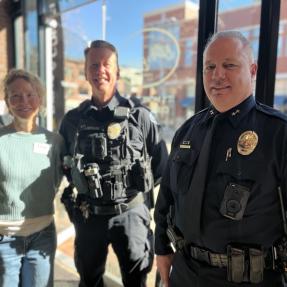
[70,106,153,204]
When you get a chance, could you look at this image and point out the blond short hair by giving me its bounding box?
[2,69,45,101]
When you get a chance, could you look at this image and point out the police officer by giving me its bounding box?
[59,40,168,287]
[155,30,287,287]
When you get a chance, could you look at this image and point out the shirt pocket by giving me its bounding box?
[216,157,265,199]
[170,148,199,194]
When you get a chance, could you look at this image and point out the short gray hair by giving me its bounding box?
[204,30,254,61]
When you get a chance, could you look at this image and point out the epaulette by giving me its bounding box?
[256,101,287,122]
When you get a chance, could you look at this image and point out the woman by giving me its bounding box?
[0,69,64,287]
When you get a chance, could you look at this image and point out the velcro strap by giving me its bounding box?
[91,192,145,215]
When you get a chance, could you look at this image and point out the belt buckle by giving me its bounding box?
[116,203,128,214]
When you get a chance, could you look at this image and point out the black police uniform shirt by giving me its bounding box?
[155,95,287,256]
[59,90,167,203]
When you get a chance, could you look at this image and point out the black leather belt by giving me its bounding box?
[91,192,145,215]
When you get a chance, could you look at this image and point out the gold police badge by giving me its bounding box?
[237,131,258,155]
[107,122,121,139]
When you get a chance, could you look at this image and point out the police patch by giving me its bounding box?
[237,131,258,155]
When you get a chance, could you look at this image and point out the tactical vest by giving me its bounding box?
[70,106,153,203]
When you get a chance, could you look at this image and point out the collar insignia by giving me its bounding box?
[232,109,240,116]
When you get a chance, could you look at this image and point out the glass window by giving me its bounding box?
[217,0,262,62]
[14,15,25,69]
[60,1,199,282]
[24,0,39,74]
[61,0,199,134]
[184,38,193,67]
[274,0,287,113]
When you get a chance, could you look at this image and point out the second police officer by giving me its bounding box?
[59,40,168,287]
[155,31,287,287]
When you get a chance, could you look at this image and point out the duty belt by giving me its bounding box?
[187,244,273,283]
[187,244,273,268]
[91,192,145,215]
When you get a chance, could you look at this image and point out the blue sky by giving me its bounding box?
[62,0,183,67]
[62,0,256,67]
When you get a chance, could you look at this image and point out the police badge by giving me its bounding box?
[237,131,258,155]
[107,122,122,140]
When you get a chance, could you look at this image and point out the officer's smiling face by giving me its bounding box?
[203,37,257,113]
[85,47,119,106]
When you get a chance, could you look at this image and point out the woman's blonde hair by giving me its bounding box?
[2,69,45,102]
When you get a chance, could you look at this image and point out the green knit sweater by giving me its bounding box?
[0,125,64,220]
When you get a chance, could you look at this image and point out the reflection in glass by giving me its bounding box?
[217,0,261,61]
[274,0,287,113]
[61,0,199,136]
[143,2,199,131]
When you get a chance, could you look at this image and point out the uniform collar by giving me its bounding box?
[203,106,220,124]
[223,95,255,128]
[202,95,255,128]
[80,90,127,115]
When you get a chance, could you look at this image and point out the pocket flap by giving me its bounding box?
[172,148,199,166]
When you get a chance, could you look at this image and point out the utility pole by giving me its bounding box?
[102,0,106,40]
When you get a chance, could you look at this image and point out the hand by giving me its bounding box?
[156,254,174,287]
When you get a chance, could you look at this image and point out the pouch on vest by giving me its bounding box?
[227,245,245,283]
[132,158,153,192]
[249,248,264,283]
[71,165,90,195]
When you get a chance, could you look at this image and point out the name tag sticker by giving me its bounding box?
[33,143,51,155]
